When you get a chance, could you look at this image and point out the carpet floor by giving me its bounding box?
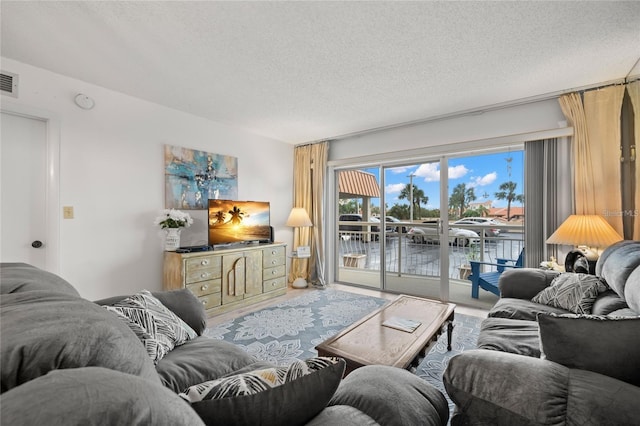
[204,288,482,412]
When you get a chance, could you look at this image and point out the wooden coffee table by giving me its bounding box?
[315,294,455,375]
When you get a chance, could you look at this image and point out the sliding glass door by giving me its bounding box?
[333,149,525,304]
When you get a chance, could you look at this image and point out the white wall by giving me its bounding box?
[329,99,566,161]
[1,58,294,300]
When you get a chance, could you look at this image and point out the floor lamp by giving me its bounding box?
[286,207,313,289]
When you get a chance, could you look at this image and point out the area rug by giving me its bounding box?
[204,288,482,412]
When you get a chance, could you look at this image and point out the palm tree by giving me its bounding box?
[398,183,429,219]
[494,181,524,220]
[214,211,226,224]
[449,183,476,218]
[228,206,245,225]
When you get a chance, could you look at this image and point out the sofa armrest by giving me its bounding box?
[498,268,560,300]
[95,289,207,336]
[444,349,640,426]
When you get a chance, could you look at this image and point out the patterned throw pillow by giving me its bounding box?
[180,357,346,426]
[531,273,608,314]
[104,290,197,364]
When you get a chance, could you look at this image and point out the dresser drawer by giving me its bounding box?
[263,246,285,266]
[185,255,221,272]
[263,276,286,292]
[263,265,286,280]
[187,279,221,297]
[198,293,221,310]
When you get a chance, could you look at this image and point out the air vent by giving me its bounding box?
[1,71,19,98]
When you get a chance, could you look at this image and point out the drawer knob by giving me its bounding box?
[271,260,277,264]
[201,259,210,266]
[272,270,277,275]
[201,299,207,305]
[271,250,276,254]
[201,285,208,291]
[201,273,209,278]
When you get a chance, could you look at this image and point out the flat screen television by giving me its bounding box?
[208,199,271,245]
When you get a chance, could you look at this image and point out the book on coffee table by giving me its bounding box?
[382,316,422,333]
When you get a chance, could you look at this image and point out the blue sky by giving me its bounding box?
[364,150,524,210]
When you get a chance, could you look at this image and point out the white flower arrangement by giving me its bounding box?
[154,209,193,229]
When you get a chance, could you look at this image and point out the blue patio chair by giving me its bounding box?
[469,249,525,298]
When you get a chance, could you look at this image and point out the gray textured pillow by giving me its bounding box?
[531,273,608,314]
[104,290,197,364]
[538,313,640,385]
[183,357,345,426]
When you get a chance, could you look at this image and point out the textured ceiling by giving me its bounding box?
[1,1,639,144]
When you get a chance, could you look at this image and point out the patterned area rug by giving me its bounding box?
[204,288,482,412]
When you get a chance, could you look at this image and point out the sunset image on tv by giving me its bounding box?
[208,200,271,244]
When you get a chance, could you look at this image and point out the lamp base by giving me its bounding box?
[291,277,308,289]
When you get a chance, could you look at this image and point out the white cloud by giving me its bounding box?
[388,166,411,174]
[414,163,469,182]
[385,183,405,194]
[469,172,497,187]
[415,163,441,182]
[449,165,469,179]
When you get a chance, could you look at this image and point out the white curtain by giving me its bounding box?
[626,80,640,240]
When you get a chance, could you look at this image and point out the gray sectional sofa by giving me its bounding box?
[0,262,448,426]
[444,240,640,425]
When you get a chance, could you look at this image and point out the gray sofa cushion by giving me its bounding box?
[0,367,204,426]
[330,365,449,426]
[444,349,640,426]
[591,290,629,315]
[538,313,640,386]
[0,263,79,296]
[489,297,568,321]
[596,240,640,312]
[476,318,541,357]
[0,291,159,392]
[306,405,379,425]
[185,358,345,426]
[156,336,261,393]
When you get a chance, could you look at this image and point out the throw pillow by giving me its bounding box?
[538,313,640,386]
[531,273,608,314]
[104,290,197,364]
[180,357,346,426]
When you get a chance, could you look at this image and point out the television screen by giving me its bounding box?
[208,200,271,245]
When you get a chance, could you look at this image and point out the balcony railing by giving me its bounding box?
[337,220,524,280]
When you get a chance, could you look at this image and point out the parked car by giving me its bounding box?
[407,222,480,246]
[452,218,501,238]
[339,214,363,232]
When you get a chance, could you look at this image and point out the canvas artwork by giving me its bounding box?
[164,145,238,209]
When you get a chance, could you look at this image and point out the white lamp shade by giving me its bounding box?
[546,215,623,248]
[286,207,313,227]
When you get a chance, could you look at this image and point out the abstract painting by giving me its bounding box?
[164,145,238,209]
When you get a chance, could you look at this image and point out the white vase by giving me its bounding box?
[164,228,181,251]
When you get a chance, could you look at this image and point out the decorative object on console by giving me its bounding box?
[164,145,238,209]
[155,209,193,251]
[286,207,313,289]
[546,214,623,270]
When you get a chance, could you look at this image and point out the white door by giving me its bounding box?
[1,111,48,268]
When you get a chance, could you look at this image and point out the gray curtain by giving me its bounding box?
[524,137,572,268]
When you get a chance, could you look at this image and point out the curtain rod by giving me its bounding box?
[300,74,640,146]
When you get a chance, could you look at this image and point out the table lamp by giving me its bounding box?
[286,207,313,288]
[546,214,623,262]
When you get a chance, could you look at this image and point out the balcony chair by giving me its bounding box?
[469,249,525,298]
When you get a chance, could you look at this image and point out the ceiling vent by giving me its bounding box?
[1,71,19,98]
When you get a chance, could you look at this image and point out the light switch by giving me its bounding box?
[63,206,74,219]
